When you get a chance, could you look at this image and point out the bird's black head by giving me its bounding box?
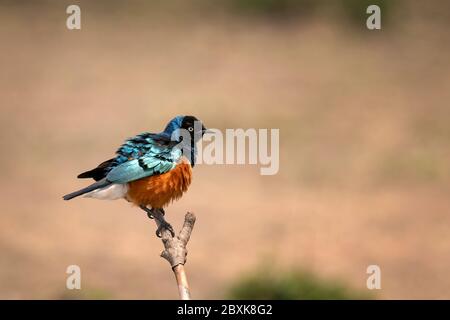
[180,115,207,143]
[163,115,207,143]
[166,115,207,167]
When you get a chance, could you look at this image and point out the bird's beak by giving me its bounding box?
[202,125,212,134]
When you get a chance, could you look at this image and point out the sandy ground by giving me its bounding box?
[0,2,449,299]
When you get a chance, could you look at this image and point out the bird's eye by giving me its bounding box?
[188,127,194,132]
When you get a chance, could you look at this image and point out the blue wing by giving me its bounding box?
[64,132,181,201]
[105,133,182,184]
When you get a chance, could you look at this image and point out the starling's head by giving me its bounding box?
[163,115,207,143]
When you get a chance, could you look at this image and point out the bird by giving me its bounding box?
[63,115,207,237]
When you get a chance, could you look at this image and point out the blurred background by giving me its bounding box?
[0,0,449,299]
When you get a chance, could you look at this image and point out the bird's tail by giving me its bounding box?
[63,179,111,201]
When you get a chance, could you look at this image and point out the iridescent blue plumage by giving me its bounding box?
[106,135,181,184]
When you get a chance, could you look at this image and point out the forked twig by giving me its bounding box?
[153,212,196,300]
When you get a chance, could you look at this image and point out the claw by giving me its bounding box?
[156,221,175,238]
[167,224,175,237]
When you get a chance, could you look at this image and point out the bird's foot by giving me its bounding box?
[152,208,174,238]
[139,206,173,237]
[155,219,175,238]
[140,206,165,219]
[140,205,154,219]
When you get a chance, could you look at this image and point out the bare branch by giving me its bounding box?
[153,211,196,300]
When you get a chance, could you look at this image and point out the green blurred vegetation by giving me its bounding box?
[377,149,445,184]
[227,0,316,19]
[218,0,395,24]
[227,269,373,300]
[338,0,394,25]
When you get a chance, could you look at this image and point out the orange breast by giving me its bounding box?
[126,158,193,208]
